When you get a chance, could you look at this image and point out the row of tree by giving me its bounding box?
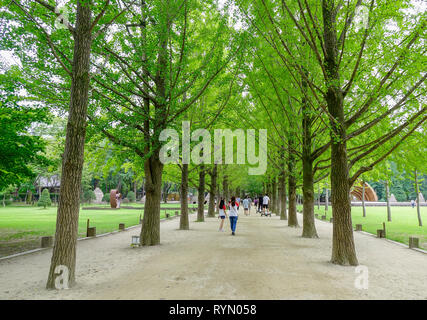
[0,0,425,288]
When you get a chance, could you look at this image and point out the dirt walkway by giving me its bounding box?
[0,209,426,300]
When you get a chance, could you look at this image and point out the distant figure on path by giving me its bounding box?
[411,199,415,208]
[116,192,121,208]
[258,195,263,213]
[243,196,250,216]
[218,198,227,232]
[262,194,270,215]
[229,196,239,236]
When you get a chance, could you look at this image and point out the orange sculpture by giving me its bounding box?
[351,182,378,201]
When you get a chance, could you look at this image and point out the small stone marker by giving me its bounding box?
[41,236,53,248]
[321,215,326,220]
[175,211,179,216]
[87,227,96,237]
[166,213,170,219]
[376,229,385,238]
[119,223,125,231]
[409,237,419,249]
[355,224,363,231]
[329,218,333,223]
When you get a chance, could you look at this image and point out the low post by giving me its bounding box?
[383,222,387,237]
[166,213,170,219]
[40,236,53,248]
[355,224,363,231]
[86,219,90,237]
[119,223,125,231]
[139,214,142,224]
[175,211,179,216]
[87,227,96,237]
[409,237,419,249]
[376,229,385,238]
[329,217,333,223]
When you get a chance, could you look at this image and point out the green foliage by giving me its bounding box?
[102,193,110,203]
[82,190,96,204]
[0,74,51,190]
[37,189,51,208]
[127,191,136,203]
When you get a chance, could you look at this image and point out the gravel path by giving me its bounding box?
[0,209,426,300]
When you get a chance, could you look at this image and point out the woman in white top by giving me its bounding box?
[218,198,227,232]
[228,196,239,236]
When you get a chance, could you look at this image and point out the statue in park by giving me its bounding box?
[389,194,397,202]
[110,189,120,208]
[94,187,104,204]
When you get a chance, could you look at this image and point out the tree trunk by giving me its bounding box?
[415,170,422,226]
[317,184,320,210]
[179,163,189,230]
[272,179,277,213]
[197,164,205,222]
[215,182,220,214]
[288,136,299,227]
[279,171,287,220]
[362,182,366,218]
[46,1,92,289]
[207,164,217,217]
[323,0,358,265]
[385,181,391,222]
[325,184,329,212]
[140,155,163,245]
[223,172,229,203]
[302,104,318,238]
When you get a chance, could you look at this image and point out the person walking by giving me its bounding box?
[218,198,227,232]
[229,196,239,236]
[262,194,270,215]
[258,195,263,213]
[242,196,250,216]
[411,199,415,208]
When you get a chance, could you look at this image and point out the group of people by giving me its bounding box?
[217,194,271,236]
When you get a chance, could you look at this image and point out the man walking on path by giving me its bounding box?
[243,196,250,216]
[262,194,270,215]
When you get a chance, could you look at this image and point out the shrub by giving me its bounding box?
[82,190,96,204]
[127,191,136,202]
[102,193,110,202]
[122,198,130,204]
[37,189,52,208]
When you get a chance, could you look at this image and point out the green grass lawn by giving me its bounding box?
[297,205,427,250]
[0,204,193,257]
[81,202,197,208]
